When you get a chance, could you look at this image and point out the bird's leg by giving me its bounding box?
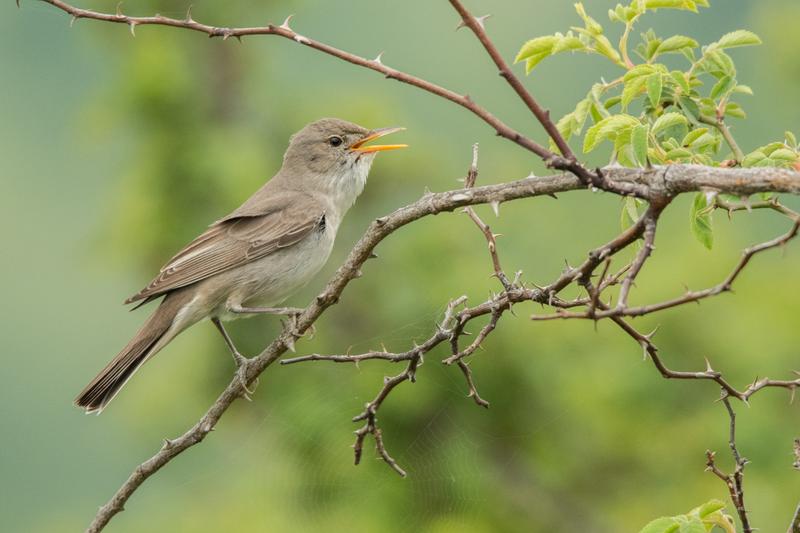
[228,304,304,317]
[227,304,312,340]
[211,317,256,397]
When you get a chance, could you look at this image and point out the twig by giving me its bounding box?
[705,394,752,533]
[789,439,800,533]
[38,0,556,162]
[447,0,581,170]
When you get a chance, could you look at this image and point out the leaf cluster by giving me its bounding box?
[515,0,799,249]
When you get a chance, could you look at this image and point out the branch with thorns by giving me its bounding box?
[17,1,800,532]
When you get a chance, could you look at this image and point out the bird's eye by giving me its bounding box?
[328,136,343,147]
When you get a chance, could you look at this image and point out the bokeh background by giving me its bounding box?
[2,1,800,531]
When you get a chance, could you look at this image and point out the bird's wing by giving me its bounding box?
[125,196,325,304]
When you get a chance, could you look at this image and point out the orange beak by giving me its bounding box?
[349,127,407,153]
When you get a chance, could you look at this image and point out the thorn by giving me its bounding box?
[70,15,78,27]
[129,21,137,37]
[294,34,310,45]
[644,325,660,341]
[116,1,123,16]
[285,336,296,353]
[705,357,715,373]
[185,4,194,22]
[368,252,378,259]
[474,14,492,29]
[490,201,500,217]
[16,0,20,8]
[373,51,384,64]
[280,14,294,30]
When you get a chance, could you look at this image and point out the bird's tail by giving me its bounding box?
[75,291,192,414]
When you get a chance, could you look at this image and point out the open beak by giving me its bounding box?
[349,127,407,153]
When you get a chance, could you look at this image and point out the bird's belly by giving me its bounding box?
[211,227,334,321]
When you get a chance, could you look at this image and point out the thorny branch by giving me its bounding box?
[790,439,800,533]
[705,394,752,533]
[18,1,800,532]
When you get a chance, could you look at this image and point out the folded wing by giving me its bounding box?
[125,195,325,305]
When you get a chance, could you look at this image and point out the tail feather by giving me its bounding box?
[75,291,190,414]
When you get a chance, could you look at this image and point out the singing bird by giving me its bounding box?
[75,118,406,413]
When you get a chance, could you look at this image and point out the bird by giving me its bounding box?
[75,118,406,414]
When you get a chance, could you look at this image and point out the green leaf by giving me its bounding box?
[690,192,714,250]
[647,73,663,108]
[677,516,706,533]
[771,148,798,162]
[593,34,623,64]
[678,96,701,122]
[652,112,688,135]
[723,102,746,119]
[714,30,762,50]
[741,150,767,167]
[621,196,643,230]
[632,124,650,166]
[638,516,679,533]
[786,131,798,148]
[525,53,550,73]
[656,35,698,55]
[690,499,726,519]
[669,71,691,94]
[515,36,558,63]
[682,128,708,146]
[622,75,648,109]
[710,75,735,99]
[583,114,640,152]
[575,2,604,35]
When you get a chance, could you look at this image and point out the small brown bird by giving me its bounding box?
[75,118,406,413]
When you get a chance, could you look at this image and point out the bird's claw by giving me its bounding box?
[233,352,257,398]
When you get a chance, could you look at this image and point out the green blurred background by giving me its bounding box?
[2,1,799,531]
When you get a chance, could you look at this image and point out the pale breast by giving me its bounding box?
[208,217,336,320]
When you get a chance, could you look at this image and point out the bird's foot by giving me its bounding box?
[233,352,258,399]
[280,311,315,347]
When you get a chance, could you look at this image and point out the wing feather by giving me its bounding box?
[125,196,324,304]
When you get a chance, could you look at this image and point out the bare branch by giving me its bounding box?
[447,0,581,170]
[705,395,752,533]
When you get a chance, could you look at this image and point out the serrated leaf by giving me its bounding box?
[593,34,623,64]
[682,128,708,146]
[638,516,679,533]
[622,75,648,109]
[710,75,735,99]
[632,124,650,166]
[515,36,558,63]
[647,73,663,108]
[715,30,762,50]
[669,71,691,94]
[690,192,714,250]
[742,150,767,167]
[771,148,798,161]
[525,53,550,73]
[583,114,640,152]
[656,35,698,55]
[678,96,701,122]
[690,499,726,519]
[724,102,746,119]
[677,516,705,533]
[652,112,688,135]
